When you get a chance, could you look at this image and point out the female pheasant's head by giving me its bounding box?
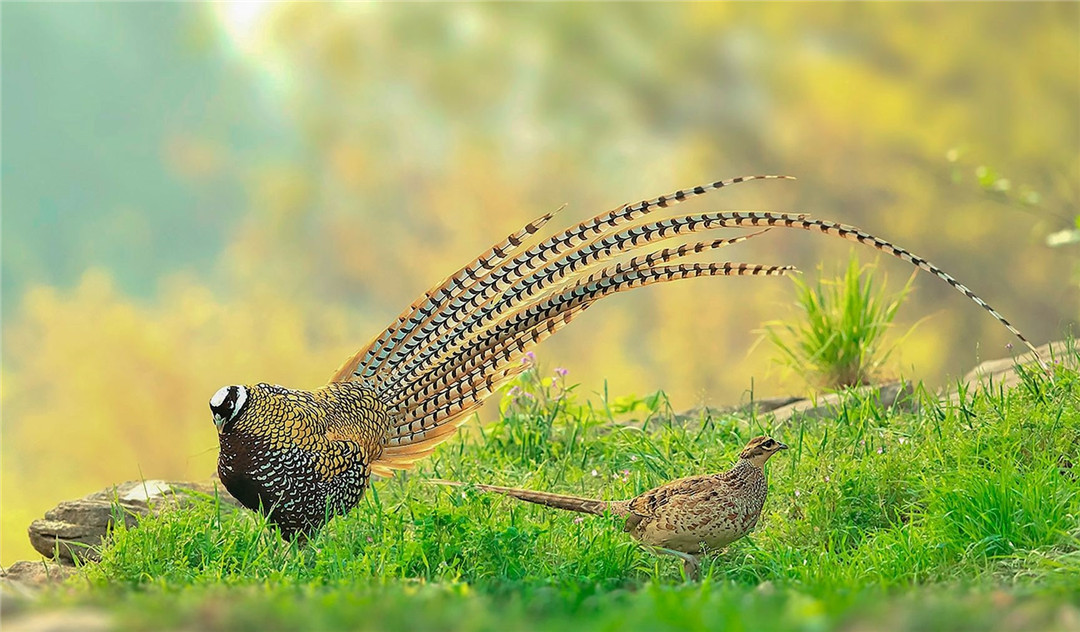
[739,435,788,467]
[210,385,249,434]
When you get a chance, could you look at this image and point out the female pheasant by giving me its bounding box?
[432,436,789,578]
[210,174,1042,539]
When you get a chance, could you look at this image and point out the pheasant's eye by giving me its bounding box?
[764,439,776,448]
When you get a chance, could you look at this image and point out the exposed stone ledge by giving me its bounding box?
[27,479,240,565]
[944,339,1075,403]
[1,559,77,591]
[677,381,915,426]
[770,380,916,426]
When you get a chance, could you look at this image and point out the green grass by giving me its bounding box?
[761,252,918,389]
[20,352,1080,631]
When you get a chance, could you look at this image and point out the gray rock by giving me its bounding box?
[0,560,78,616]
[944,340,1073,403]
[770,380,915,426]
[27,479,239,564]
[0,560,77,590]
[675,394,805,423]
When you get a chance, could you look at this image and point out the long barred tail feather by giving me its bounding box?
[377,366,527,468]
[389,261,795,419]
[383,262,796,448]
[383,307,591,447]
[411,221,780,374]
[382,215,831,407]
[330,209,560,383]
[377,219,783,399]
[382,365,527,452]
[364,176,793,391]
[777,214,1044,367]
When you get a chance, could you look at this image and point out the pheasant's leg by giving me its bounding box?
[683,554,701,581]
[652,547,701,581]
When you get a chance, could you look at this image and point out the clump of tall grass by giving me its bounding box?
[760,251,918,389]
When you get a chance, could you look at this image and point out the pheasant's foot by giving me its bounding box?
[652,547,701,581]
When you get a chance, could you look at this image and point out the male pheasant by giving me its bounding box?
[210,174,1042,539]
[433,436,789,578]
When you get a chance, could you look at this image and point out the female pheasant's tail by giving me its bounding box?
[429,480,630,517]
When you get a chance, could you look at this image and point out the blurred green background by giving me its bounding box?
[2,3,1077,565]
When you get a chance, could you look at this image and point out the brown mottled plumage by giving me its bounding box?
[432,436,789,578]
[211,173,1041,540]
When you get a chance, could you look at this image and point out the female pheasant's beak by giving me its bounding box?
[776,442,789,450]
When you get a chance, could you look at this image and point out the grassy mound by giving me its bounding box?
[35,354,1080,631]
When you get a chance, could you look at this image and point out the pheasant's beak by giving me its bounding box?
[213,414,226,434]
[777,442,789,450]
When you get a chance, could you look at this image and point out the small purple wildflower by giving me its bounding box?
[877,446,884,455]
[621,469,631,482]
[629,455,638,462]
[550,377,558,388]
[824,475,830,483]
[555,367,569,377]
[573,516,584,524]
[795,489,801,498]
[508,386,522,398]
[1006,343,1014,351]
[366,536,374,543]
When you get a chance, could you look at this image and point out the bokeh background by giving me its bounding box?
[3,3,1077,564]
